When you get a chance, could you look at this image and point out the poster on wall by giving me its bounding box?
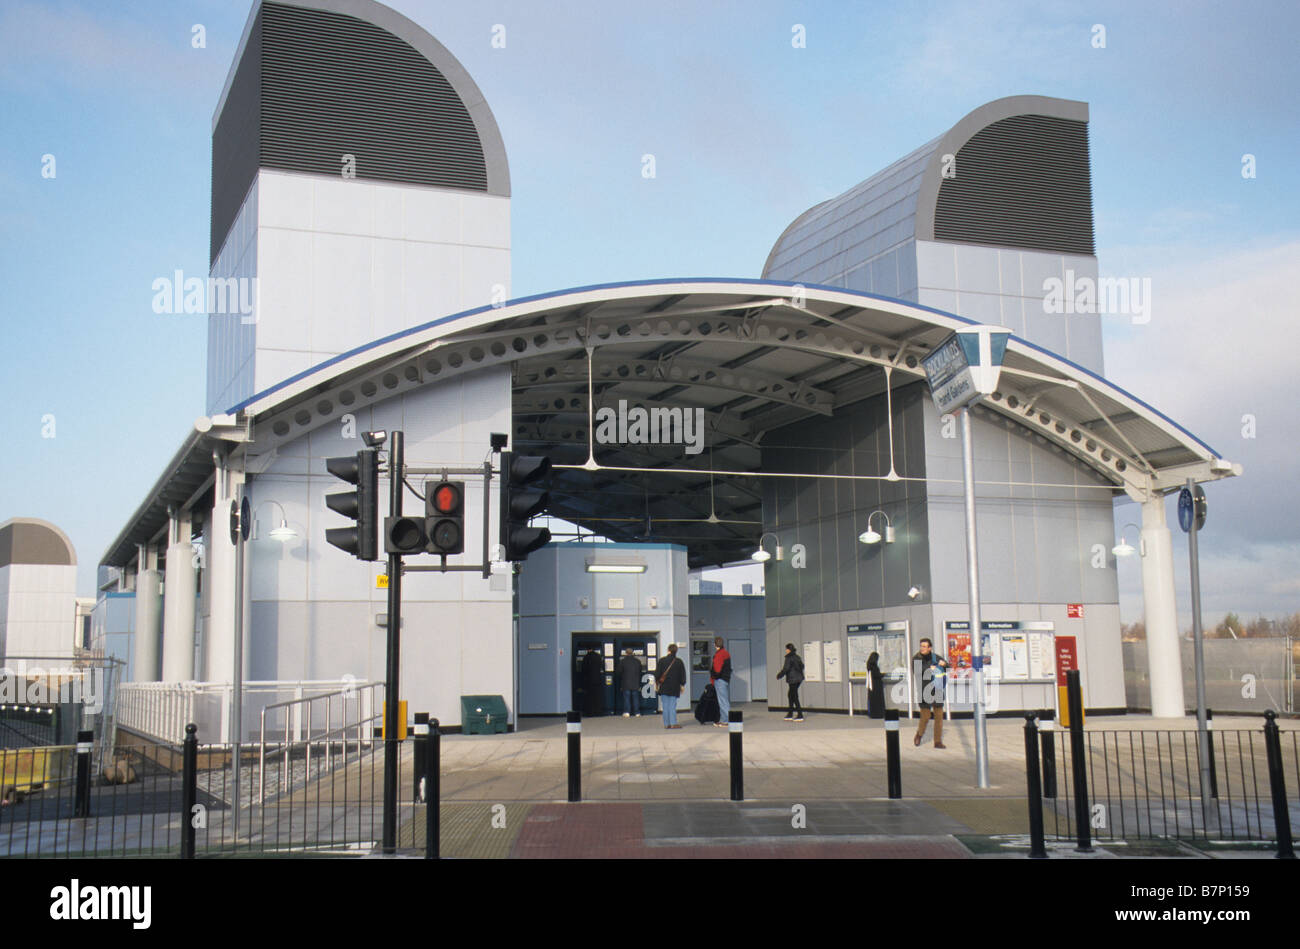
[803,641,822,682]
[1028,632,1054,681]
[1001,633,1029,680]
[945,625,973,679]
[877,632,908,678]
[822,640,843,683]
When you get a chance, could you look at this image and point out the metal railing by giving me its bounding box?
[256,682,383,804]
[1040,718,1298,846]
[0,725,438,857]
[116,679,373,746]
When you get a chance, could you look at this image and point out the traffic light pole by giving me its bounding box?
[382,430,404,854]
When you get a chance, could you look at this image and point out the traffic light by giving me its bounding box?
[426,480,465,555]
[384,513,426,555]
[499,451,552,561]
[325,449,379,561]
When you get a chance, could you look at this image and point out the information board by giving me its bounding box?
[802,641,822,683]
[846,629,876,681]
[946,620,1055,682]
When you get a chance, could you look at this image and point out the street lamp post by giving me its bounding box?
[921,326,1008,791]
[229,493,299,842]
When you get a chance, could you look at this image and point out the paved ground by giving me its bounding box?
[374,706,1296,858]
[427,705,1293,802]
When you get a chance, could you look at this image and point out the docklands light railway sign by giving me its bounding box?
[921,326,1011,414]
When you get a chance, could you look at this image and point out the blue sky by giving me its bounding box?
[1,0,1297,628]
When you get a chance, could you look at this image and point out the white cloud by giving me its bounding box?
[1107,239,1300,625]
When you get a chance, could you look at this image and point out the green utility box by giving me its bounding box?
[460,695,509,735]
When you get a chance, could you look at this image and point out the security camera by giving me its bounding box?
[907,586,923,600]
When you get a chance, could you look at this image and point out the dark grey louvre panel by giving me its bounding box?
[211,9,263,264]
[933,114,1095,255]
[211,1,488,263]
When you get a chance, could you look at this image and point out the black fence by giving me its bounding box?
[1,726,442,858]
[1032,715,1298,850]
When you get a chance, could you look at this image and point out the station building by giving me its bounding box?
[95,0,1238,738]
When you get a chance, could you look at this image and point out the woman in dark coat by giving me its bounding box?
[866,651,886,718]
[582,648,605,716]
[776,643,805,721]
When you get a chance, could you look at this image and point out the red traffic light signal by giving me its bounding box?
[426,480,464,554]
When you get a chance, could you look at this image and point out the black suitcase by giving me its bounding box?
[695,683,720,724]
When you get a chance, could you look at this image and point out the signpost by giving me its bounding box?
[922,327,1009,789]
[1054,636,1081,727]
[1179,479,1212,831]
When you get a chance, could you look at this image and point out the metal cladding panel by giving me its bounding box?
[761,381,931,618]
[211,1,488,264]
[934,114,1095,256]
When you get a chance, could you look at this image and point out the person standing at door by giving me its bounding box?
[618,647,643,717]
[866,651,886,719]
[776,643,805,721]
[710,636,732,727]
[655,643,686,729]
[913,638,948,748]
[582,648,605,717]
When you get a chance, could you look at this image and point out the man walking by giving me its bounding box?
[618,647,643,717]
[655,643,686,729]
[913,637,949,748]
[710,636,732,727]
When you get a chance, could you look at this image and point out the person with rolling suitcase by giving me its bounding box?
[694,680,720,725]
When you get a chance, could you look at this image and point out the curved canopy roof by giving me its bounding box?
[103,280,1239,569]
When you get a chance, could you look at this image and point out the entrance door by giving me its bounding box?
[572,638,612,716]
[571,634,659,716]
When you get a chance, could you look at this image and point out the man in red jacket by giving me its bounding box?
[710,636,732,727]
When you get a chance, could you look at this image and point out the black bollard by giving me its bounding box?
[729,710,744,801]
[413,712,428,802]
[1039,708,1057,799]
[1023,713,1047,859]
[426,718,440,860]
[567,710,582,802]
[1205,708,1218,799]
[181,723,198,859]
[73,729,93,818]
[885,708,901,799]
[1263,710,1295,859]
[1066,671,1092,852]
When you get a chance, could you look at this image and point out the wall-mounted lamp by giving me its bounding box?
[255,500,298,543]
[858,510,895,545]
[752,531,783,563]
[1112,522,1145,558]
